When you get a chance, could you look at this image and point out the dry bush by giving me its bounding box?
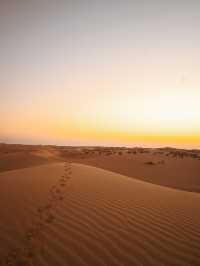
[144,161,155,165]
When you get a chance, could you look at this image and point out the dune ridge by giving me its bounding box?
[1,145,200,193]
[0,163,200,265]
[0,162,72,266]
[72,153,200,193]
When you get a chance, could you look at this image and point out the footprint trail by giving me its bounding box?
[1,162,72,266]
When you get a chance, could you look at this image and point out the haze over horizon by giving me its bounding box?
[1,0,200,149]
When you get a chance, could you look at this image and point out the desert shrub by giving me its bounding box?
[144,161,155,165]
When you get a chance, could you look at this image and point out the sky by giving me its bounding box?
[0,0,200,148]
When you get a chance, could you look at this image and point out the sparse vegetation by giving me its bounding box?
[144,161,155,165]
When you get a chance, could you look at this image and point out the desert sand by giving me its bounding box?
[0,144,200,265]
[73,151,200,192]
[1,144,200,192]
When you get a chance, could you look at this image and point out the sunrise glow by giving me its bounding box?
[1,1,200,148]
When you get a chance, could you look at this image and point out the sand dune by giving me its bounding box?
[1,145,199,193]
[0,163,200,265]
[73,152,200,192]
[0,147,60,173]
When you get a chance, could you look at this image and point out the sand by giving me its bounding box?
[74,152,200,192]
[0,162,200,265]
[0,145,60,172]
[1,145,200,193]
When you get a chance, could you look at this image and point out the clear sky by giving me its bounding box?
[1,0,200,148]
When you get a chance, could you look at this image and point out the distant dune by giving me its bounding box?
[0,144,60,172]
[74,152,200,192]
[0,162,200,265]
[0,144,200,193]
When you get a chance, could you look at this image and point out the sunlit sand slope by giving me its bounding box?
[0,149,59,172]
[0,163,200,265]
[74,153,200,192]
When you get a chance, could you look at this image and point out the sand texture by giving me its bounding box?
[0,162,200,265]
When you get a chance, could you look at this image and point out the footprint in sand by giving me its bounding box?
[2,162,72,266]
[45,213,55,224]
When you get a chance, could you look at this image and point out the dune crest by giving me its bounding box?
[0,163,200,265]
